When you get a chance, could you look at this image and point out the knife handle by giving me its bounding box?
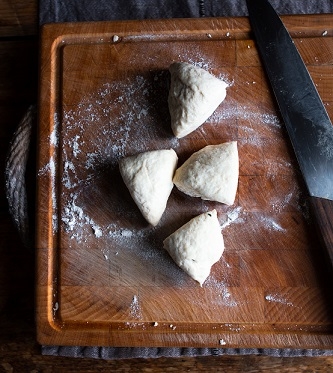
[308,196,333,268]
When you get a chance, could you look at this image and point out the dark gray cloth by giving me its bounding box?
[39,0,333,360]
[40,0,333,24]
[204,0,333,17]
[42,346,333,359]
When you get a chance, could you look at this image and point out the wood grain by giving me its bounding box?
[309,197,333,273]
[0,0,37,36]
[36,15,333,348]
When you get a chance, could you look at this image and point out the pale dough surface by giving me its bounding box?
[168,62,228,138]
[173,141,238,205]
[119,149,178,226]
[163,209,224,286]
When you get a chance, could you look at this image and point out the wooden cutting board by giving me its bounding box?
[36,15,333,348]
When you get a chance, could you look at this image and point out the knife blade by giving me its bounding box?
[246,0,333,266]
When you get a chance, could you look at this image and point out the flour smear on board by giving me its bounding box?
[37,63,303,305]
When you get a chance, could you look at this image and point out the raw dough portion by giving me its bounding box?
[119,149,178,226]
[173,141,238,205]
[168,62,228,138]
[163,209,224,286]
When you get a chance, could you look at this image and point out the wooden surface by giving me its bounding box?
[310,197,333,272]
[1,0,333,370]
[37,16,333,349]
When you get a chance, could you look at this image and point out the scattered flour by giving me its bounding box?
[220,206,285,234]
[53,301,59,313]
[204,277,238,307]
[129,295,142,319]
[220,206,244,229]
[102,248,109,260]
[56,71,182,245]
[61,192,103,242]
[112,34,120,42]
[270,191,295,214]
[219,338,227,345]
[92,225,103,238]
[38,156,58,231]
[258,215,285,232]
[265,293,293,307]
[108,226,146,242]
[37,60,304,321]
[60,73,180,192]
[50,126,59,147]
[210,104,281,129]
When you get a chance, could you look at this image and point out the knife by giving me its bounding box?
[246,0,333,267]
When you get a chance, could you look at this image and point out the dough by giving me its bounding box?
[173,141,238,205]
[168,62,228,138]
[163,209,224,286]
[119,149,178,226]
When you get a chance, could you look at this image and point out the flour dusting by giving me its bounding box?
[211,104,281,129]
[220,206,244,229]
[204,277,238,307]
[265,293,293,307]
[258,215,285,232]
[270,191,295,214]
[60,73,180,194]
[37,56,307,322]
[38,156,58,231]
[129,295,142,319]
[61,192,102,242]
[92,225,103,238]
[56,71,181,245]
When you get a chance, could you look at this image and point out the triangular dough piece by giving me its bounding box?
[173,141,238,205]
[168,62,228,138]
[119,149,178,226]
[163,209,224,286]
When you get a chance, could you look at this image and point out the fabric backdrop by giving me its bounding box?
[40,0,333,24]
